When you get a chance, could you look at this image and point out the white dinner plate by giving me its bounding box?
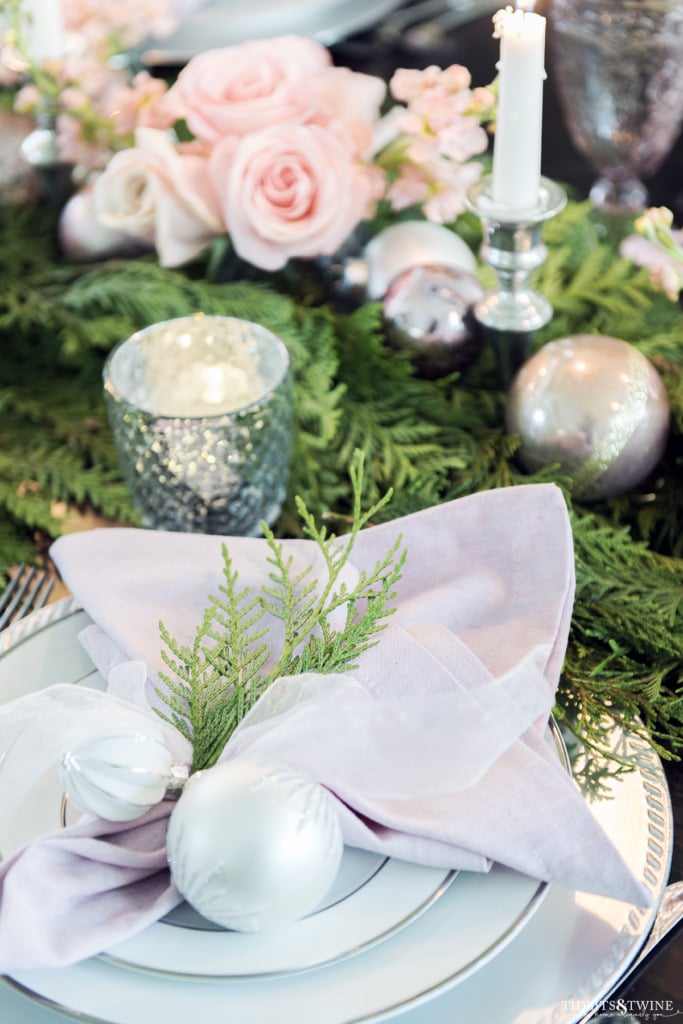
[104,851,457,978]
[0,599,674,1024]
[141,0,404,63]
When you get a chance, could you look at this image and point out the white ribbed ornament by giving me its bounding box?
[166,758,343,932]
[59,733,181,822]
[363,220,477,300]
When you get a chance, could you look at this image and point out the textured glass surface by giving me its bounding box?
[104,315,293,535]
[549,0,683,210]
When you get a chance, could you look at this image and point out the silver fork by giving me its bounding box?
[0,564,55,630]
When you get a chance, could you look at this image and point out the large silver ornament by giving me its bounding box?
[166,758,343,932]
[363,220,478,300]
[383,264,484,378]
[506,334,670,500]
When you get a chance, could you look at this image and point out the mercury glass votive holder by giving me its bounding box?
[103,314,293,535]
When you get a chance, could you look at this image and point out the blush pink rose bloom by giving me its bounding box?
[91,127,224,267]
[308,66,386,153]
[91,148,157,246]
[209,122,385,271]
[59,183,152,261]
[157,35,332,142]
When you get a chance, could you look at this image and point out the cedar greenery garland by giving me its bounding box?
[1,197,683,759]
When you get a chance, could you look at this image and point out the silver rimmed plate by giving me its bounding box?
[0,602,548,986]
[104,851,457,979]
[0,600,673,1024]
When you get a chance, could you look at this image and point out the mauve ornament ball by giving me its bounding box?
[383,264,485,378]
[506,335,670,501]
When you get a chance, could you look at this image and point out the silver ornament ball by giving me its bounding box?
[506,334,670,501]
[383,264,484,378]
[166,758,343,932]
[316,228,369,308]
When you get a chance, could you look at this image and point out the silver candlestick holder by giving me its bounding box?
[19,101,73,207]
[467,174,567,385]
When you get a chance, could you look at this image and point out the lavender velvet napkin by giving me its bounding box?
[0,483,649,972]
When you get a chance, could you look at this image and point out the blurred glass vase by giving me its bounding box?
[549,0,683,212]
[104,314,293,535]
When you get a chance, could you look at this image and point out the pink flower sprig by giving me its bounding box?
[376,63,496,224]
[1,0,176,169]
[61,0,176,53]
[620,207,683,301]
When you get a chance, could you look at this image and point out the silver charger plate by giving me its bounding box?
[0,599,673,1024]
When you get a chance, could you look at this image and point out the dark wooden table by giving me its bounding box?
[332,5,683,1013]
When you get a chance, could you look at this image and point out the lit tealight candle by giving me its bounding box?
[491,3,546,212]
[148,360,263,418]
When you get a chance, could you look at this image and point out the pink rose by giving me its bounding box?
[92,127,224,267]
[157,35,331,143]
[308,66,386,154]
[91,148,158,245]
[59,183,152,262]
[210,122,385,271]
[620,233,683,300]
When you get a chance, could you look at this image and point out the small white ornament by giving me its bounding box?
[363,220,478,300]
[166,758,343,932]
[59,733,181,822]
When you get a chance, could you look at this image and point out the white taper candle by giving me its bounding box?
[21,0,66,63]
[491,4,546,212]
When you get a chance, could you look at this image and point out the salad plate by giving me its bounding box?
[0,600,674,1024]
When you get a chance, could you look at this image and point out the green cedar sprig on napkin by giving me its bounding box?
[154,451,406,772]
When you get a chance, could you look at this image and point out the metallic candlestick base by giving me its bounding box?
[19,105,73,207]
[467,175,567,383]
